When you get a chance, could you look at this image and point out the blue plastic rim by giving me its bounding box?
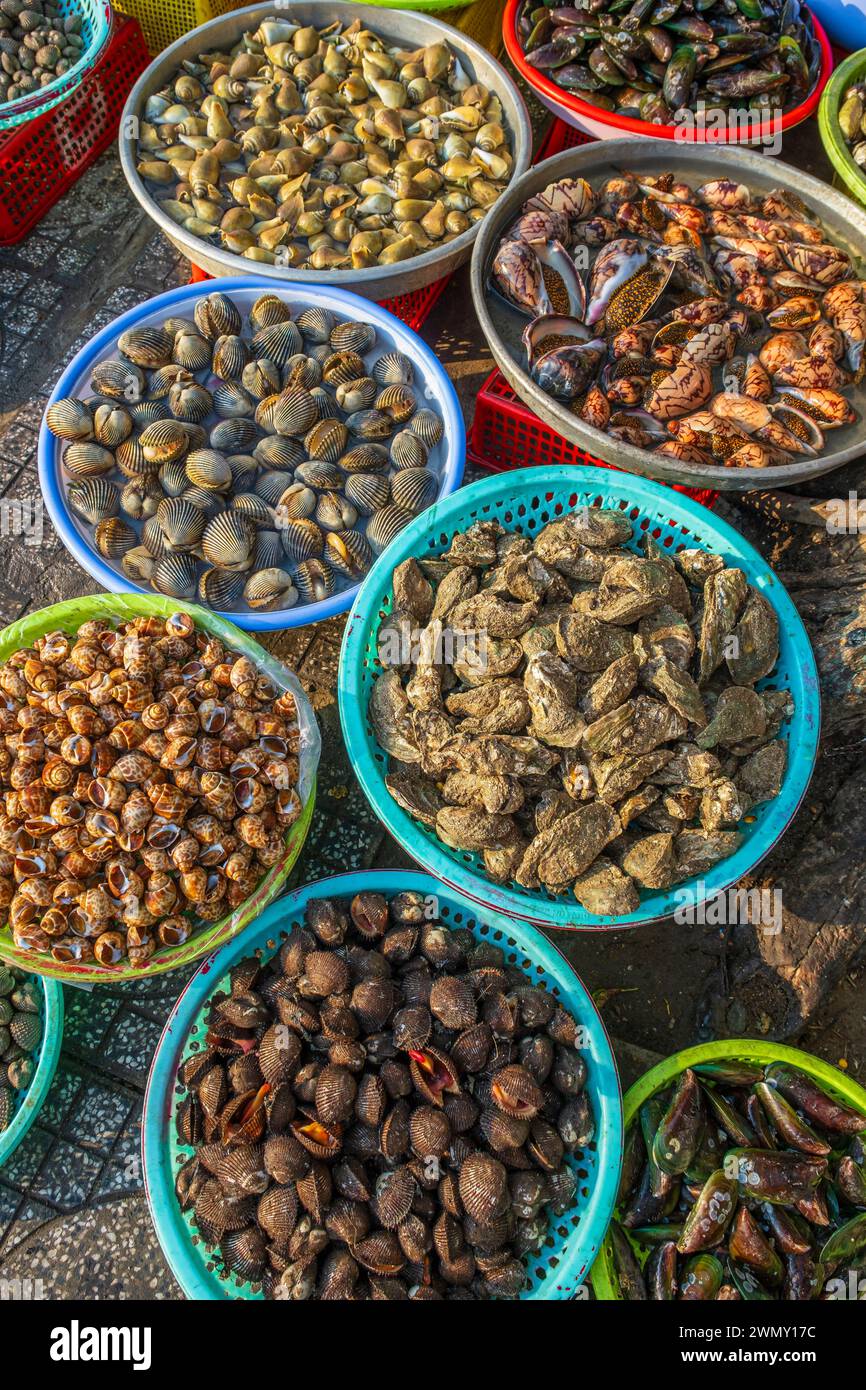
[338,465,821,931]
[0,973,64,1168]
[142,869,623,1301]
[0,0,112,132]
[38,276,466,633]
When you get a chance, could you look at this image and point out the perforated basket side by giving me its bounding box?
[143,870,623,1300]
[0,17,150,246]
[113,0,246,55]
[338,466,820,931]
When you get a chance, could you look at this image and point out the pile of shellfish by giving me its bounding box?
[610,1058,866,1300]
[0,0,86,108]
[371,512,790,915]
[517,0,822,124]
[135,15,514,270]
[174,889,593,1299]
[45,289,445,613]
[0,968,42,1132]
[0,611,303,968]
[491,171,862,470]
[838,76,866,172]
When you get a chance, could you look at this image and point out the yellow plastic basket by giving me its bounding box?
[112,0,247,54]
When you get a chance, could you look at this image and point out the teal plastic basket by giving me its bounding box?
[0,974,64,1167]
[338,466,821,931]
[0,1,112,132]
[142,869,623,1300]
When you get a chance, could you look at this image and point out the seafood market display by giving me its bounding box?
[609,1057,866,1300]
[0,0,86,107]
[134,14,515,270]
[0,610,303,968]
[490,168,862,471]
[0,967,42,1132]
[45,289,446,613]
[172,889,593,1299]
[516,0,822,124]
[838,73,866,170]
[370,510,790,915]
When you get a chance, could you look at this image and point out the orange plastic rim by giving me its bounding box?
[503,0,833,144]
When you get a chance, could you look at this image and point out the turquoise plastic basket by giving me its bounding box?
[0,974,64,1167]
[0,1,112,132]
[338,466,821,931]
[142,869,623,1300]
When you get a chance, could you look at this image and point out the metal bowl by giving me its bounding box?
[471,139,866,493]
[118,0,532,300]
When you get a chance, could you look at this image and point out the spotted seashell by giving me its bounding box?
[275,483,316,521]
[87,404,127,454]
[157,496,206,550]
[367,505,413,554]
[152,552,198,599]
[253,529,285,570]
[227,455,257,493]
[336,376,377,414]
[142,515,168,557]
[255,470,295,507]
[409,408,444,448]
[280,517,324,565]
[158,459,187,497]
[141,419,189,466]
[324,528,373,578]
[249,294,292,332]
[309,385,340,421]
[376,385,416,424]
[315,491,358,533]
[243,567,298,611]
[390,429,428,471]
[198,566,245,609]
[294,557,335,604]
[173,329,213,373]
[91,359,145,403]
[211,381,254,419]
[46,397,94,441]
[322,350,366,386]
[121,477,161,521]
[130,399,170,427]
[345,409,393,441]
[201,511,256,570]
[115,437,153,480]
[271,389,317,438]
[210,417,257,453]
[186,449,232,492]
[253,435,305,471]
[195,292,242,340]
[62,442,115,478]
[121,545,157,585]
[251,321,303,368]
[168,380,213,423]
[330,320,376,355]
[242,357,281,401]
[390,467,438,515]
[118,325,173,369]
[231,493,274,528]
[338,443,390,474]
[68,477,119,525]
[305,418,348,464]
[297,306,336,344]
[372,352,414,387]
[95,517,137,560]
[345,472,390,516]
[282,353,322,391]
[212,333,249,380]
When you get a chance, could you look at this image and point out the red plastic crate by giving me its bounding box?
[189,261,451,335]
[468,368,718,509]
[0,16,150,247]
[536,116,596,162]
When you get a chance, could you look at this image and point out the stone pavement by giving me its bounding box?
[0,113,864,1298]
